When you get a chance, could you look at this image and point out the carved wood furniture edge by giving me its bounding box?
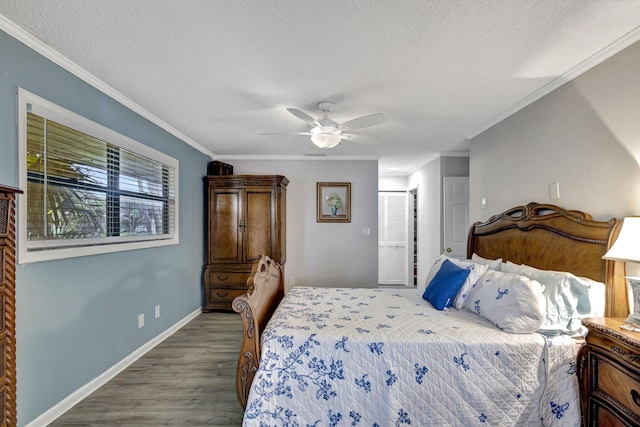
[0,188,19,427]
[232,255,284,410]
[582,319,640,353]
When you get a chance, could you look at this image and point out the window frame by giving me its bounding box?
[17,88,179,264]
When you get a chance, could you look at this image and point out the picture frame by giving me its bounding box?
[317,182,351,223]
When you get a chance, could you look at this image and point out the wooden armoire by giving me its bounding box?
[0,185,20,427]
[203,175,287,311]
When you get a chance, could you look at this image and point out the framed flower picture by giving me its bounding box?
[317,182,351,223]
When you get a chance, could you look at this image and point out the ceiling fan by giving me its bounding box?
[284,101,388,149]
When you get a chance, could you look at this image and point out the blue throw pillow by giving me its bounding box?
[423,259,471,310]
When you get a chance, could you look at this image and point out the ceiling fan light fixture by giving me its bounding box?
[311,133,341,149]
[285,101,385,149]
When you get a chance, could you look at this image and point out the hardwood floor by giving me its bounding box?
[50,312,245,427]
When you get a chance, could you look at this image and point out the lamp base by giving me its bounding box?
[626,278,640,326]
[626,313,640,326]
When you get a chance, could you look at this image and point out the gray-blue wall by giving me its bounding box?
[1,30,209,426]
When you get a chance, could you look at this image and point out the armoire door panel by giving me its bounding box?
[245,191,272,263]
[211,190,242,263]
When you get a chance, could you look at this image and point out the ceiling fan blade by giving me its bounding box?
[341,133,378,145]
[287,108,320,126]
[340,113,388,130]
[259,131,313,136]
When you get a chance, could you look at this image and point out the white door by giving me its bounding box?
[378,192,408,285]
[443,177,469,258]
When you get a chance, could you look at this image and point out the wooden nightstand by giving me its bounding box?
[578,317,640,426]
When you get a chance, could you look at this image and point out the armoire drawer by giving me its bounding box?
[207,288,246,310]
[208,271,250,288]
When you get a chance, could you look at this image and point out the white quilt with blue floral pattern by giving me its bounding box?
[243,287,581,427]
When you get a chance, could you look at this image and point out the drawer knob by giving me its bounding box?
[632,389,640,407]
[216,291,229,297]
[216,275,229,281]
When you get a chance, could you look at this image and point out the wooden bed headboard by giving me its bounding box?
[467,202,627,317]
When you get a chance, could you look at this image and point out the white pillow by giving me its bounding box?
[501,262,592,335]
[419,254,448,296]
[465,270,546,333]
[470,253,502,270]
[580,277,606,317]
[501,261,531,274]
[447,258,489,309]
[500,260,522,274]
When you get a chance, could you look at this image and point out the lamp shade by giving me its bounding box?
[310,133,341,149]
[603,217,640,263]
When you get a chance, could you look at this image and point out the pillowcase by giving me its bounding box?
[423,259,470,310]
[448,259,489,309]
[419,254,448,296]
[470,253,503,270]
[581,277,606,318]
[501,262,592,335]
[501,261,531,275]
[464,270,546,333]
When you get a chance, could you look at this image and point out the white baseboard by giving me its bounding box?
[25,308,202,427]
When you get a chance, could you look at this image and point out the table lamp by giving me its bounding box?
[603,217,640,325]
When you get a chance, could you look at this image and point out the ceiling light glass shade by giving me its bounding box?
[310,133,341,149]
[603,217,640,263]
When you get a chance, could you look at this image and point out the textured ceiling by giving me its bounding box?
[2,0,640,174]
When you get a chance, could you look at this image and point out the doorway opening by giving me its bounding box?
[378,191,408,286]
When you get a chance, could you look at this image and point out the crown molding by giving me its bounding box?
[0,15,214,158]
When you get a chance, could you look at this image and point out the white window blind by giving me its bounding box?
[18,88,179,263]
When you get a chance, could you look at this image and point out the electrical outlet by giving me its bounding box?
[288,276,295,287]
[155,305,160,319]
[138,313,145,328]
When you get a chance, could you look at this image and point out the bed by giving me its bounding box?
[232,202,629,426]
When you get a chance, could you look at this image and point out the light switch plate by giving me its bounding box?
[549,182,560,200]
